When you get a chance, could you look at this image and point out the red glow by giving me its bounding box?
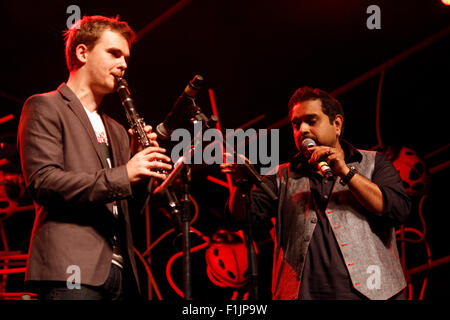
[442,0,450,6]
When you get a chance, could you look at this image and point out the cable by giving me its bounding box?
[136,193,201,299]
[134,247,164,300]
[165,227,210,298]
[403,228,431,300]
[394,192,431,299]
[142,194,200,257]
[144,227,174,256]
[400,195,427,244]
[408,282,413,300]
[396,227,432,300]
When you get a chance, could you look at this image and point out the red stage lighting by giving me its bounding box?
[442,0,450,6]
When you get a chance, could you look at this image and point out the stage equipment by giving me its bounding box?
[152,75,212,300]
[156,75,203,140]
[383,146,430,197]
[205,229,248,288]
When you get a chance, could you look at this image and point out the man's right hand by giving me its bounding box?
[126,146,172,184]
[219,153,252,221]
[219,153,251,186]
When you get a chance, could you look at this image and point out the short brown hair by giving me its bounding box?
[64,15,136,71]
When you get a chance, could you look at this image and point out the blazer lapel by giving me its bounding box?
[58,83,109,168]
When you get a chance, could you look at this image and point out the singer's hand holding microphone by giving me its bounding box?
[301,138,348,179]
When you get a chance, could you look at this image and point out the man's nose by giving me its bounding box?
[118,56,127,71]
[299,123,310,135]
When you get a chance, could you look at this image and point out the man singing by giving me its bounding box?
[222,86,411,300]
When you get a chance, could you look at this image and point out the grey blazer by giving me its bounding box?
[17,83,139,289]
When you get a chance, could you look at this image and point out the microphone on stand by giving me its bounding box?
[156,75,204,140]
[301,138,334,179]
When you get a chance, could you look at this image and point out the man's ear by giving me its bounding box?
[334,114,344,137]
[74,44,89,65]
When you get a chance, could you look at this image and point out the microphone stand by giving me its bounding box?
[153,86,277,299]
[180,164,193,300]
[235,164,278,300]
[236,179,259,300]
[190,121,278,300]
[154,110,217,301]
[162,177,193,299]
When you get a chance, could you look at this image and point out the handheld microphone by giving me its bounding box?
[301,138,334,179]
[156,75,204,140]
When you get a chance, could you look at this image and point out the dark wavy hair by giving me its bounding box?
[288,86,345,133]
[63,15,136,72]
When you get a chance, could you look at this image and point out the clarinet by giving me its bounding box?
[115,77,152,149]
[115,77,166,209]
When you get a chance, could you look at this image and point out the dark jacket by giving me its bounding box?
[17,84,139,289]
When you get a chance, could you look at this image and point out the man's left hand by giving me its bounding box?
[129,125,159,155]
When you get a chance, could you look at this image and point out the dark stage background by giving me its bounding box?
[0,0,449,301]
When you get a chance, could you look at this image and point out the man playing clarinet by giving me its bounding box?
[17,15,172,300]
